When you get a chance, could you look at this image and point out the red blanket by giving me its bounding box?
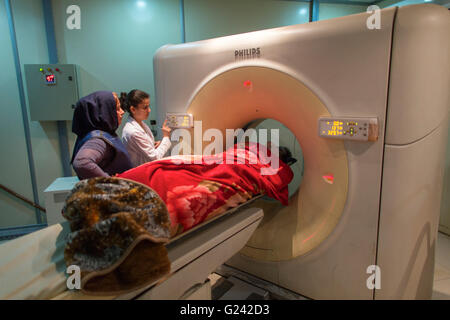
[118,143,293,236]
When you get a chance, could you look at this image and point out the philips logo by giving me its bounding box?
[235,48,261,60]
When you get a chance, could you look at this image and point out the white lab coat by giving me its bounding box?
[122,116,171,167]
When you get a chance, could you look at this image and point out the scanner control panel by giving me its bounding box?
[166,113,194,128]
[318,117,378,141]
[24,64,79,121]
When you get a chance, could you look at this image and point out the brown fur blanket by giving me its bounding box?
[62,177,171,296]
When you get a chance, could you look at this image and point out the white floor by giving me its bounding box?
[210,231,450,300]
[432,232,450,300]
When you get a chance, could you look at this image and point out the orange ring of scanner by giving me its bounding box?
[184,66,349,261]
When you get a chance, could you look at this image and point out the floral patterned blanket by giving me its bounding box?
[117,143,293,236]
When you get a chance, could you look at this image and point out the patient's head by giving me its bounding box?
[279,146,297,165]
[264,141,296,166]
[236,140,297,166]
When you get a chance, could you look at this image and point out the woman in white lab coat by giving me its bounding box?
[121,90,172,167]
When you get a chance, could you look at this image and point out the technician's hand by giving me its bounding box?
[154,141,161,148]
[162,120,172,138]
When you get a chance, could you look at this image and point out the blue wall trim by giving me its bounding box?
[312,0,320,22]
[290,0,372,5]
[42,0,58,64]
[309,0,319,22]
[42,0,72,177]
[284,0,372,7]
[180,0,186,43]
[5,0,42,224]
[318,0,373,5]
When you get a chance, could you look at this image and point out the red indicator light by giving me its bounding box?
[55,68,60,72]
[46,74,56,84]
[243,80,252,87]
[322,174,334,184]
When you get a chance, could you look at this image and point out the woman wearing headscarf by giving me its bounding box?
[71,91,133,179]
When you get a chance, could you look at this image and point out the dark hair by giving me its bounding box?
[119,89,150,114]
[279,146,297,165]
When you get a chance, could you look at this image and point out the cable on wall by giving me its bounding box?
[42,0,72,177]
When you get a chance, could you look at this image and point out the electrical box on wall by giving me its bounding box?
[24,64,79,121]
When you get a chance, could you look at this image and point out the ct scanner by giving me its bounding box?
[153,4,449,299]
[0,4,448,300]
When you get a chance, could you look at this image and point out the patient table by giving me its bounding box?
[0,202,263,300]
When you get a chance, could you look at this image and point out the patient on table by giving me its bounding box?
[117,142,294,236]
[62,142,293,295]
[0,143,294,298]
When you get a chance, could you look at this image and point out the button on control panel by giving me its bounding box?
[165,113,194,128]
[318,117,378,141]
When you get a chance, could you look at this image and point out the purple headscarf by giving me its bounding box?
[72,91,118,138]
